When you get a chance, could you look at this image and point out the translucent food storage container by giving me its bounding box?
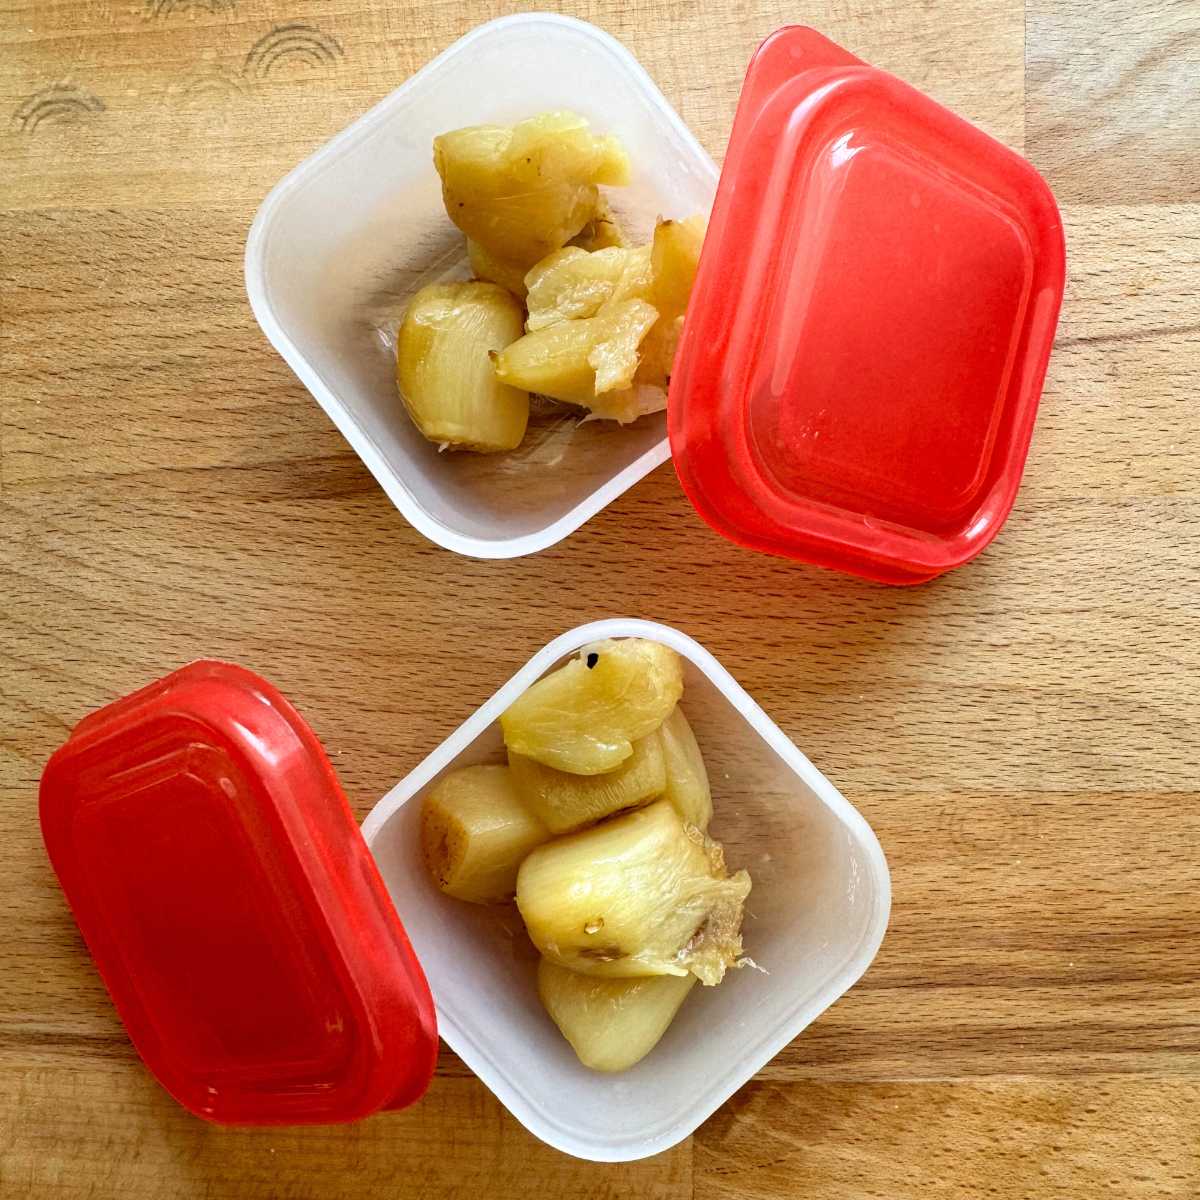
[362,619,890,1160]
[245,14,717,559]
[39,621,890,1161]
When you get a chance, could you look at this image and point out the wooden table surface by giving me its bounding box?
[3,1,1199,1196]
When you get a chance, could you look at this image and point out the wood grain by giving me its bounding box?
[1,1066,692,1199]
[3,0,1199,1195]
[696,1080,1200,1199]
[1026,0,1200,203]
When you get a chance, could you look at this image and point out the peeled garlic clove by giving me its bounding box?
[492,299,658,408]
[421,765,549,903]
[505,113,630,188]
[587,299,658,394]
[602,243,653,307]
[509,730,666,834]
[650,215,706,312]
[467,240,529,299]
[636,215,706,387]
[524,246,633,331]
[492,315,603,406]
[500,638,683,775]
[516,800,750,983]
[538,958,695,1072]
[659,706,713,831]
[397,281,528,451]
[435,112,628,271]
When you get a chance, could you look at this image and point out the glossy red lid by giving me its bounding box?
[670,27,1065,584]
[39,661,437,1125]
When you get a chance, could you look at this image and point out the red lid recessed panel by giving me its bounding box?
[39,661,437,1125]
[670,27,1065,583]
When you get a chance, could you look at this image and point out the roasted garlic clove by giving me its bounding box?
[435,112,629,273]
[396,281,528,451]
[509,730,666,834]
[492,299,658,407]
[538,958,695,1071]
[524,246,633,331]
[635,215,706,387]
[516,800,751,983]
[659,706,713,831]
[467,240,530,299]
[421,765,549,903]
[589,299,658,394]
[500,638,683,775]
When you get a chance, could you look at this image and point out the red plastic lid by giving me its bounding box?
[39,661,437,1125]
[670,27,1065,584]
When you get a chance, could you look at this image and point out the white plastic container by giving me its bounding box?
[245,16,718,558]
[362,619,891,1161]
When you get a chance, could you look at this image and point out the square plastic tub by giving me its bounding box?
[245,15,717,558]
[361,619,891,1161]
